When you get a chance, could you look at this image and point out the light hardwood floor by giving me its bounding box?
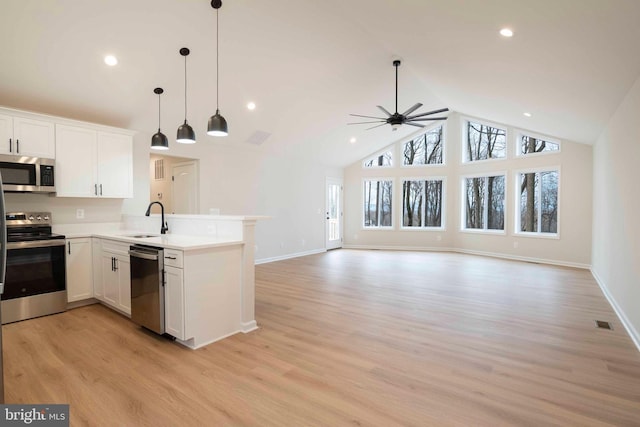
[4,250,640,426]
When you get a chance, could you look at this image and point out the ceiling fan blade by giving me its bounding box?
[347,120,386,125]
[366,123,389,131]
[401,103,423,116]
[349,114,387,120]
[406,108,449,120]
[405,122,425,128]
[377,105,393,117]
[407,117,448,122]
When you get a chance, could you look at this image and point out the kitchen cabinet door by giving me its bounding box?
[164,265,185,339]
[55,124,98,197]
[66,238,93,302]
[101,253,119,308]
[97,132,133,198]
[116,254,131,315]
[13,116,55,158]
[92,238,104,300]
[0,114,12,155]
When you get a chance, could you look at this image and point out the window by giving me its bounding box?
[403,126,444,166]
[517,133,560,156]
[464,120,506,162]
[363,180,393,228]
[517,170,559,234]
[363,150,393,168]
[463,175,505,231]
[402,179,444,228]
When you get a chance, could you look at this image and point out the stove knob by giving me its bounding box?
[36,215,42,221]
[28,215,34,220]
[44,215,50,220]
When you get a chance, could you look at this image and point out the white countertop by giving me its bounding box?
[68,231,243,251]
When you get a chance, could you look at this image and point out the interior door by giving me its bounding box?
[172,161,199,214]
[326,177,343,250]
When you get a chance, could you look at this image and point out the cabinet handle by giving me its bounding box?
[68,241,71,255]
[162,269,166,287]
[114,258,118,271]
[9,138,11,153]
[165,256,177,260]
[100,184,103,196]
[16,139,19,153]
[95,184,98,196]
[111,257,115,271]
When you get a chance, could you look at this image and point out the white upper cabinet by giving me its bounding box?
[0,113,55,158]
[55,124,133,198]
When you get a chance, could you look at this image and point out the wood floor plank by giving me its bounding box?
[3,250,640,426]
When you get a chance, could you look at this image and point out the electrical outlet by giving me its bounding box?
[76,209,85,219]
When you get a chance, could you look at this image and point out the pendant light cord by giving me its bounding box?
[395,63,398,114]
[216,8,219,110]
[158,93,161,132]
[184,54,188,120]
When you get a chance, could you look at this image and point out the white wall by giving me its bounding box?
[343,112,593,267]
[592,75,640,348]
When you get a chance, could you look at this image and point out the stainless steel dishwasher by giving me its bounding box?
[129,245,165,335]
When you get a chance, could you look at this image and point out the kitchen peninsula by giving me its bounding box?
[58,214,261,349]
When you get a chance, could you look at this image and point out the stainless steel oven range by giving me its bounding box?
[0,212,67,324]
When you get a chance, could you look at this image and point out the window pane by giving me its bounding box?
[364,181,379,227]
[380,181,393,226]
[404,127,443,166]
[425,180,442,227]
[403,181,424,227]
[540,171,558,233]
[465,177,485,229]
[466,121,506,162]
[364,151,393,168]
[364,180,393,227]
[520,135,560,155]
[487,176,505,230]
[520,173,538,232]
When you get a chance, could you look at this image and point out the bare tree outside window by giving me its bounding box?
[403,126,443,166]
[403,179,443,227]
[465,121,506,162]
[364,180,393,227]
[464,175,505,230]
[519,135,560,156]
[364,151,393,168]
[519,170,558,233]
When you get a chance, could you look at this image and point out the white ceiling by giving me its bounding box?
[1,0,639,167]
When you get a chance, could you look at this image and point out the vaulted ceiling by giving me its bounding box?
[2,0,639,167]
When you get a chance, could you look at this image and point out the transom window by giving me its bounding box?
[464,120,506,162]
[463,175,505,231]
[363,150,393,168]
[402,179,444,228]
[517,133,560,156]
[403,126,444,166]
[363,179,393,228]
[517,170,559,234]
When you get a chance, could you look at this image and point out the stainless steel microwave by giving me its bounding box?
[0,154,56,193]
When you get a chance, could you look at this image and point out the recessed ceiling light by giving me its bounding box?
[349,137,356,144]
[104,55,118,66]
[247,102,256,110]
[499,28,513,38]
[523,112,532,117]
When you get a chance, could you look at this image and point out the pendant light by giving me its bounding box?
[151,87,169,150]
[207,0,228,137]
[176,47,196,144]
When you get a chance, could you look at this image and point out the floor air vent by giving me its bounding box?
[595,320,613,330]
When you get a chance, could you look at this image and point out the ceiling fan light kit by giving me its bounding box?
[207,0,228,137]
[151,87,169,150]
[177,47,196,144]
[349,60,449,131]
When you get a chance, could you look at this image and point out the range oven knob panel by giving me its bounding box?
[28,216,34,220]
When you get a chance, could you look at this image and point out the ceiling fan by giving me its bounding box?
[349,60,449,131]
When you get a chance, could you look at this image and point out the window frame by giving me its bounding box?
[514,130,561,158]
[362,148,394,169]
[513,166,561,239]
[362,177,395,230]
[461,117,508,164]
[460,171,507,235]
[399,176,446,231]
[400,124,447,168]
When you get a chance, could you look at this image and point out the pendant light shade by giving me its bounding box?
[177,48,196,144]
[207,0,228,137]
[151,87,169,150]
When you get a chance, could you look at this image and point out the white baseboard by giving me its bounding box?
[343,244,455,252]
[591,268,640,352]
[241,320,258,333]
[255,248,326,265]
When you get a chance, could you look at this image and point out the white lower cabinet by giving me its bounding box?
[66,238,93,302]
[164,265,185,339]
[97,239,131,315]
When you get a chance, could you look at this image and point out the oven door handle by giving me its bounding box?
[129,250,159,261]
[7,240,66,250]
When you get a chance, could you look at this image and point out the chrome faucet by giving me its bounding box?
[145,201,169,234]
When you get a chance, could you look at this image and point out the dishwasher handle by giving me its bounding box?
[129,249,159,261]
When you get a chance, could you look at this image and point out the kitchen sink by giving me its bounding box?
[128,234,158,238]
